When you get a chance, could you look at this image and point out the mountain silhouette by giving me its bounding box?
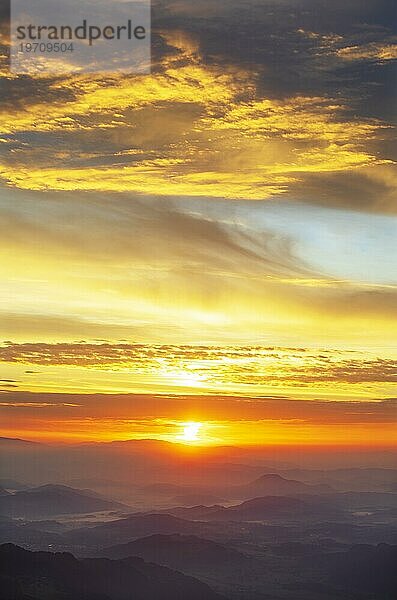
[101,533,263,595]
[66,513,204,546]
[212,496,307,521]
[0,543,226,600]
[233,474,332,499]
[103,533,251,570]
[0,437,41,446]
[156,495,309,522]
[0,484,125,518]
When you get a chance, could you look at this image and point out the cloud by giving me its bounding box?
[0,401,80,408]
[293,165,397,214]
[0,312,184,342]
[0,389,396,424]
[0,1,395,446]
[1,342,396,390]
[0,189,395,354]
[0,13,394,207]
[335,40,397,62]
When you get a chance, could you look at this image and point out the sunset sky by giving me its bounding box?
[0,0,396,445]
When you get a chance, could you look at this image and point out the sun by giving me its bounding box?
[181,422,202,443]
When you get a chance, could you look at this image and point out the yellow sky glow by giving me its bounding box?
[0,23,396,448]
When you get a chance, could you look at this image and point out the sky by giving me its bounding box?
[0,0,396,446]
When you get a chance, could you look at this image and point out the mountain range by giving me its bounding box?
[211,495,308,521]
[101,533,262,596]
[0,484,126,518]
[162,496,310,522]
[103,533,252,570]
[233,473,332,497]
[0,543,225,600]
[66,513,205,547]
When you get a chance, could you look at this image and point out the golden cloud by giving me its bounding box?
[336,41,397,62]
[0,33,392,199]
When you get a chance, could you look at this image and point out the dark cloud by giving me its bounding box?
[154,0,397,114]
[294,167,397,215]
[0,82,77,117]
[1,1,394,213]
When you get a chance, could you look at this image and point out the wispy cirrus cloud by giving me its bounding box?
[0,191,396,354]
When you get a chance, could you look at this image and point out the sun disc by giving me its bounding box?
[181,422,202,442]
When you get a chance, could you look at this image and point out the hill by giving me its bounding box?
[66,513,205,547]
[0,437,41,446]
[280,468,397,492]
[101,533,262,595]
[103,533,251,570]
[0,484,126,518]
[159,496,311,522]
[233,474,332,499]
[212,496,308,521]
[0,543,225,600]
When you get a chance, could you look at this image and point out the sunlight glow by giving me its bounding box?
[181,422,203,443]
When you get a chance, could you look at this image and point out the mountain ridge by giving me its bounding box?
[0,484,126,518]
[0,543,226,600]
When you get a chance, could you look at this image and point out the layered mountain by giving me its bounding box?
[0,484,126,518]
[232,474,332,499]
[101,533,262,595]
[0,437,264,489]
[212,496,308,521]
[279,468,397,492]
[0,517,65,549]
[162,496,308,522]
[0,437,40,447]
[103,533,251,570]
[66,513,205,547]
[0,543,225,600]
